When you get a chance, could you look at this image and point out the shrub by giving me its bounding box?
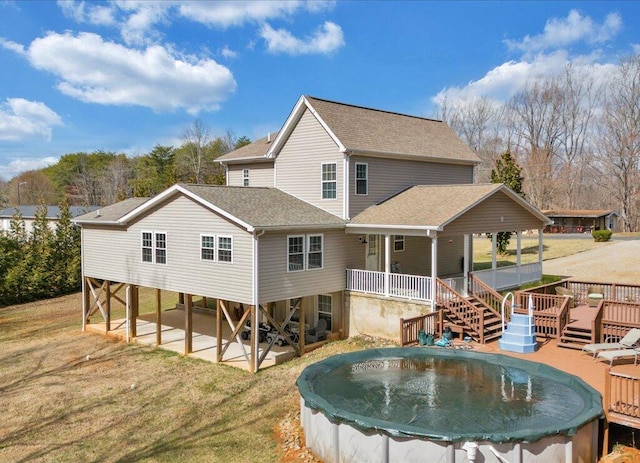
[592,229,612,242]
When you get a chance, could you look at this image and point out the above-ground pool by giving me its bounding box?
[297,348,602,463]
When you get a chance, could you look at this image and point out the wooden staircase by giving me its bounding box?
[558,324,592,350]
[437,284,504,344]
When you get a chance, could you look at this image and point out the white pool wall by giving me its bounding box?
[300,397,599,463]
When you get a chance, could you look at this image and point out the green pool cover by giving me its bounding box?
[297,347,603,443]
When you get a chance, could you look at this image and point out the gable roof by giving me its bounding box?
[74,184,345,232]
[217,132,278,163]
[1,205,100,220]
[348,184,550,232]
[218,95,480,165]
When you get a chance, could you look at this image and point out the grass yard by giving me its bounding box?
[472,234,611,270]
[0,292,390,463]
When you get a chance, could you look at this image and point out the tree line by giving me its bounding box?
[0,120,251,208]
[0,199,80,306]
[438,54,640,232]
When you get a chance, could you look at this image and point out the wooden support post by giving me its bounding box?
[82,276,90,330]
[156,288,162,346]
[216,299,223,362]
[105,280,111,333]
[300,301,306,353]
[202,296,208,309]
[185,294,193,355]
[250,305,257,372]
[131,285,138,338]
[178,292,184,305]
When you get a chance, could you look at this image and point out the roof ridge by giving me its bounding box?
[305,95,443,124]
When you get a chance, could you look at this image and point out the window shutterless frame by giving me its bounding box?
[321,162,337,199]
[355,162,368,195]
[287,235,305,272]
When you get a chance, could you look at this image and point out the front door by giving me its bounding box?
[366,234,381,271]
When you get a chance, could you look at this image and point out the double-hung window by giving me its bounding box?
[288,234,323,271]
[142,231,167,264]
[288,235,305,272]
[321,162,337,199]
[355,163,368,195]
[243,168,249,187]
[394,235,405,252]
[218,236,233,262]
[201,234,233,263]
[318,294,333,331]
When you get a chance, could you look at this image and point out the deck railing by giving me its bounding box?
[605,369,640,426]
[469,274,510,313]
[346,269,432,302]
[472,262,542,291]
[400,311,443,346]
[437,278,486,343]
[567,281,640,307]
[514,292,570,339]
[600,301,640,343]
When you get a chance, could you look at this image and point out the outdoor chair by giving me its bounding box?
[582,328,640,358]
[596,348,640,366]
[588,285,605,307]
[555,286,575,309]
[306,318,327,344]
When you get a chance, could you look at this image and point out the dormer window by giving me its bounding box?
[321,162,337,199]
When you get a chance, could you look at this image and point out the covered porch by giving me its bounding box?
[345,184,551,306]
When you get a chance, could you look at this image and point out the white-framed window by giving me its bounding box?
[394,235,405,252]
[355,162,368,195]
[318,294,333,332]
[201,235,215,261]
[321,162,337,199]
[142,231,167,264]
[201,234,233,263]
[243,168,249,187]
[288,235,305,272]
[142,231,153,263]
[307,234,323,270]
[287,234,324,271]
[218,236,233,262]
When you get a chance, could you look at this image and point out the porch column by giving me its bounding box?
[491,233,498,288]
[155,288,162,346]
[538,229,544,268]
[384,234,391,297]
[463,234,470,296]
[516,231,522,285]
[430,233,438,308]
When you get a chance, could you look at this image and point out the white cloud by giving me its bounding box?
[0,98,63,142]
[0,37,25,55]
[178,1,303,28]
[633,44,640,54]
[0,157,59,180]
[19,32,236,114]
[57,0,118,26]
[505,10,622,54]
[261,21,344,55]
[220,45,238,59]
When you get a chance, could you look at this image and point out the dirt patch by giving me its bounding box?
[601,446,640,463]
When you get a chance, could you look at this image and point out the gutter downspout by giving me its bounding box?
[344,152,350,220]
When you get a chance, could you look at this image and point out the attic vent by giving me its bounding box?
[267,132,271,143]
[96,209,101,217]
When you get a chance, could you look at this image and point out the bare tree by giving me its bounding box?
[178,119,210,184]
[97,155,133,205]
[508,79,564,209]
[593,55,640,232]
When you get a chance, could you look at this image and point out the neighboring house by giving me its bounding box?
[542,209,619,233]
[0,205,99,234]
[74,95,550,372]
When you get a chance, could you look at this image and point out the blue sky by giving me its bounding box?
[1,1,639,180]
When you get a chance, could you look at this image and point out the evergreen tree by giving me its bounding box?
[488,151,525,254]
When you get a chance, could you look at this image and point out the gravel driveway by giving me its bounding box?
[543,239,640,284]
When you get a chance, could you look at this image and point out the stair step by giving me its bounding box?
[558,341,587,350]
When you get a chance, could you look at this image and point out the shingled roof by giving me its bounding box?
[74,184,344,231]
[218,95,480,164]
[349,184,549,230]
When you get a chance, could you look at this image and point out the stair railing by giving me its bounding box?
[469,274,509,316]
[436,278,486,343]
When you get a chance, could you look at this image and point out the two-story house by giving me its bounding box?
[74,95,550,372]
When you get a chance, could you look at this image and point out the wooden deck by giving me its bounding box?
[86,308,298,371]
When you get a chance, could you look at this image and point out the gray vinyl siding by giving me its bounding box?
[82,194,254,302]
[443,191,545,235]
[258,229,353,302]
[227,163,274,187]
[275,109,344,218]
[348,156,474,217]
[378,235,464,277]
